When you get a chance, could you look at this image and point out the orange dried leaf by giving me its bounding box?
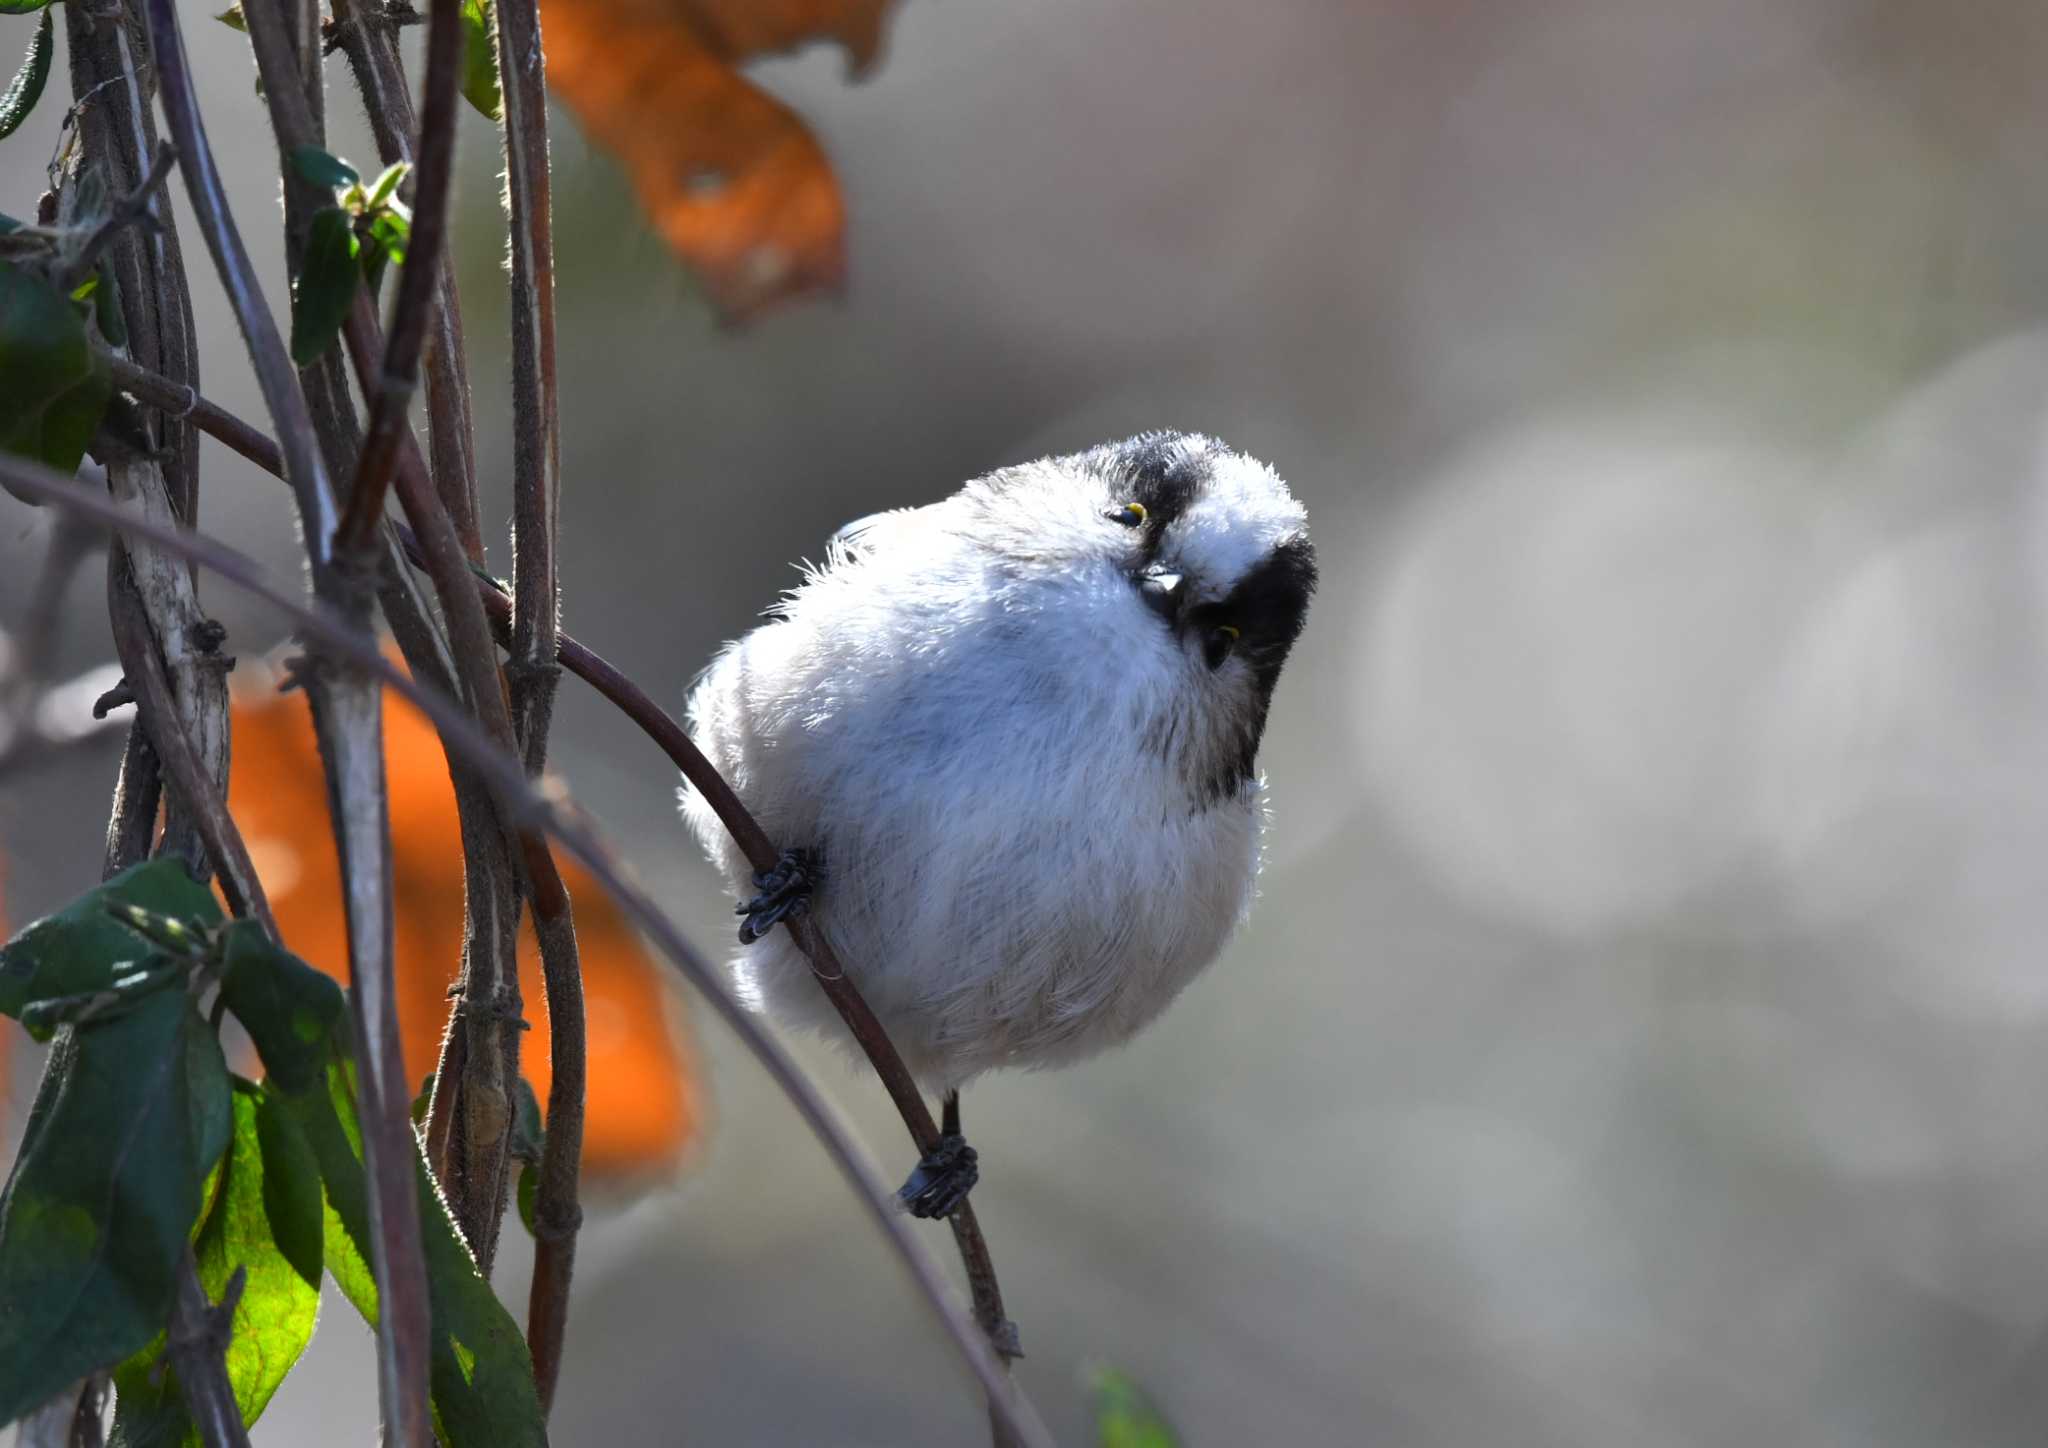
[226,647,702,1174]
[540,0,902,320]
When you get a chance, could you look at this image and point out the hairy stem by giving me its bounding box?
[332,0,463,555]
[143,1,430,1439]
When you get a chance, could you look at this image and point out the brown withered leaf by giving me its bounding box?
[226,647,703,1175]
[541,0,901,320]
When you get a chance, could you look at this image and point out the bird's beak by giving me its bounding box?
[1136,564,1184,625]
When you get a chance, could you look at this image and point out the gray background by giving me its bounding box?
[12,0,2048,1443]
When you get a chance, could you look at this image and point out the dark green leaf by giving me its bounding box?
[92,262,126,347]
[365,160,411,211]
[288,208,360,366]
[213,5,246,31]
[509,1077,543,1162]
[459,0,501,120]
[0,858,220,1020]
[0,992,232,1427]
[109,1082,322,1447]
[288,145,358,191]
[282,1054,547,1445]
[217,919,345,1094]
[0,259,114,476]
[516,1162,538,1237]
[1091,1367,1180,1448]
[0,0,48,17]
[0,12,53,142]
[411,1072,436,1127]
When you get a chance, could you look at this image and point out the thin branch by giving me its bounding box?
[342,299,526,1271]
[138,0,337,564]
[105,580,272,933]
[331,0,464,556]
[0,456,1053,1448]
[106,351,282,475]
[166,1258,252,1448]
[329,0,483,560]
[490,0,581,1407]
[58,137,176,292]
[146,3,431,1440]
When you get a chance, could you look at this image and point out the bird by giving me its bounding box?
[681,431,1316,1218]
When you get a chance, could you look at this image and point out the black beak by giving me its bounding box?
[1136,564,1184,625]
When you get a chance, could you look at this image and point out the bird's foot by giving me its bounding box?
[735,847,819,944]
[896,1133,979,1219]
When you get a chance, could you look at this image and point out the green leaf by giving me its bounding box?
[361,207,409,292]
[516,1162,539,1236]
[0,992,232,1427]
[217,919,346,1094]
[289,207,360,366]
[92,262,126,347]
[288,144,358,191]
[509,1076,544,1163]
[281,1056,548,1446]
[109,1082,323,1447]
[365,160,411,211]
[0,0,48,17]
[0,858,221,1021]
[213,4,246,31]
[459,0,501,120]
[0,10,52,141]
[1090,1367,1180,1448]
[0,259,114,476]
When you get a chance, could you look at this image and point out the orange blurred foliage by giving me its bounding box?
[226,651,701,1176]
[541,0,901,320]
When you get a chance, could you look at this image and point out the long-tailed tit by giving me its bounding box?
[682,432,1315,1217]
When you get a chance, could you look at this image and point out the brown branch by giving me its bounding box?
[106,351,282,476]
[139,0,337,561]
[341,301,527,1272]
[165,1258,252,1448]
[0,456,1053,1448]
[331,0,464,556]
[489,0,581,1408]
[106,580,272,933]
[329,0,483,561]
[145,3,431,1441]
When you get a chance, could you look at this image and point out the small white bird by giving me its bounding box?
[682,432,1315,1216]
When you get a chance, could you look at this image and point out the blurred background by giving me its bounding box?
[12,0,2048,1442]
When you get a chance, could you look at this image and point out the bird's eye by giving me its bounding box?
[1203,623,1240,670]
[1108,501,1147,528]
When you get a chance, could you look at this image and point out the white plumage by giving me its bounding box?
[682,432,1315,1090]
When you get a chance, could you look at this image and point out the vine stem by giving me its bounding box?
[330,0,463,555]
[0,456,1055,1448]
[137,1,431,1440]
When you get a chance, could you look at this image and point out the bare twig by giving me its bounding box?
[166,1258,252,1448]
[143,3,431,1440]
[341,300,527,1272]
[329,0,483,560]
[139,0,337,561]
[58,137,176,292]
[331,0,463,556]
[105,581,271,933]
[488,0,583,1407]
[106,351,282,475]
[0,457,1054,1448]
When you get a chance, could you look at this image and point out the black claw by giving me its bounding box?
[736,846,819,944]
[896,1133,979,1220]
